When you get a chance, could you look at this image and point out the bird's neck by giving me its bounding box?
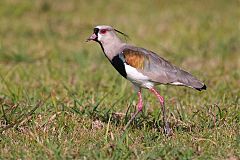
[99,38,125,60]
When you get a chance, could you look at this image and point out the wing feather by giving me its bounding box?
[123,49,148,69]
[120,45,205,89]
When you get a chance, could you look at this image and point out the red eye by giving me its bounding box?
[100,29,107,34]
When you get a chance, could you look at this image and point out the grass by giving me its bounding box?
[0,0,239,159]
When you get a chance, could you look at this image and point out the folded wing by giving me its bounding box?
[121,46,206,91]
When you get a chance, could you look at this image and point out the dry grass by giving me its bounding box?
[0,0,239,159]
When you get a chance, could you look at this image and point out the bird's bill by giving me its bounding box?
[86,33,97,42]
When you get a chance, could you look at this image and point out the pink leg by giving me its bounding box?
[124,90,143,130]
[149,88,164,105]
[149,88,171,135]
[137,90,143,112]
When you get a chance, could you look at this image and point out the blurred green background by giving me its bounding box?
[0,0,239,159]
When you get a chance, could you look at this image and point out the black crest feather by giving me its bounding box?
[114,29,129,40]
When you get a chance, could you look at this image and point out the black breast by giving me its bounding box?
[111,55,127,78]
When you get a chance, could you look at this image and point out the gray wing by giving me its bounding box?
[121,45,206,90]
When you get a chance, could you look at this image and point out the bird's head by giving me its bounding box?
[86,25,128,44]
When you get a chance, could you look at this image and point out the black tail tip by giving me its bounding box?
[195,84,207,91]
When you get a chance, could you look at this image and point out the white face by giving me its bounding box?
[97,29,103,41]
[95,26,115,43]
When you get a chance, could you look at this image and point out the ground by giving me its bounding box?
[0,0,239,159]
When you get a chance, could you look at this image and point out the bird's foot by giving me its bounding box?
[164,122,173,136]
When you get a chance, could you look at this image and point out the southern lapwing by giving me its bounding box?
[86,25,206,134]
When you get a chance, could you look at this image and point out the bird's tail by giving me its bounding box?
[176,70,207,91]
[195,83,207,91]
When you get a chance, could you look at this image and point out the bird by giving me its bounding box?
[86,25,206,134]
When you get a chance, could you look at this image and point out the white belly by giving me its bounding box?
[124,63,154,89]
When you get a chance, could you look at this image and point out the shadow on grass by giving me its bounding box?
[79,100,230,134]
[45,81,234,135]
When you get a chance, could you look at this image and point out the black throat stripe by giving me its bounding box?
[93,28,105,52]
[111,55,127,78]
[93,28,126,78]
